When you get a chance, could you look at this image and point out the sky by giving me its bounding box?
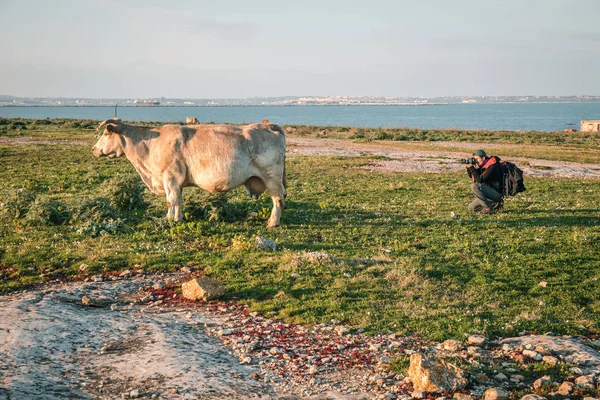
[1,0,599,98]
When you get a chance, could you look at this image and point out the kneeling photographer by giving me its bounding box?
[463,149,504,214]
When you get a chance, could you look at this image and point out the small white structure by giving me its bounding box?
[581,120,600,132]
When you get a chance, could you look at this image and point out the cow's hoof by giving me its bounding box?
[266,221,280,229]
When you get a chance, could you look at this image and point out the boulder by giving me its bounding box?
[442,340,464,352]
[484,388,510,400]
[520,395,546,400]
[407,353,468,393]
[467,335,487,347]
[181,277,225,301]
[556,381,574,395]
[533,376,552,391]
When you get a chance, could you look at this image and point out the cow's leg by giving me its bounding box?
[265,180,285,228]
[164,176,183,221]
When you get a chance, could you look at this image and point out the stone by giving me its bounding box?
[407,353,468,393]
[335,325,349,336]
[467,335,487,347]
[442,340,464,352]
[129,389,140,398]
[181,277,225,301]
[523,350,543,361]
[520,396,547,400]
[254,236,277,250]
[475,373,489,383]
[79,263,89,272]
[484,388,510,400]
[542,356,559,366]
[556,381,574,395]
[411,391,426,399]
[453,394,472,400]
[575,374,595,390]
[533,376,552,391]
[494,373,508,382]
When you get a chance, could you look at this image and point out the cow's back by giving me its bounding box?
[168,123,285,191]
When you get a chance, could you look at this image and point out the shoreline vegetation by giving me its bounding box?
[0,118,599,341]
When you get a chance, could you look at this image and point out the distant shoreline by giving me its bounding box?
[2,102,600,107]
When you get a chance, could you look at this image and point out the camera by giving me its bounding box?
[459,158,477,165]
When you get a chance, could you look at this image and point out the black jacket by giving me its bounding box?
[467,156,503,194]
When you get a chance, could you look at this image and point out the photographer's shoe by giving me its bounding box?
[492,201,504,213]
[479,207,496,214]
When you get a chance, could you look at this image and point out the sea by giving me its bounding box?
[1,103,599,132]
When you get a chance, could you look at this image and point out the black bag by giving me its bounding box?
[501,161,526,196]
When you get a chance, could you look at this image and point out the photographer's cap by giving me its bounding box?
[472,149,487,157]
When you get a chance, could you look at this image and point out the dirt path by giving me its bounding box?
[287,137,600,179]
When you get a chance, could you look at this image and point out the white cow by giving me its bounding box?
[92,119,286,228]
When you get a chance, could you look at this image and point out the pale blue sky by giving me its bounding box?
[1,0,599,98]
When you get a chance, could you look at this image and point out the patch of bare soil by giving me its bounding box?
[0,275,277,399]
[287,137,600,179]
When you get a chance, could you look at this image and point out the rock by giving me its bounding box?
[181,277,225,301]
[542,356,559,365]
[523,350,543,361]
[520,396,546,400]
[533,376,552,390]
[556,381,574,395]
[79,263,89,272]
[254,236,277,250]
[129,389,140,398]
[575,374,595,390]
[475,373,489,383]
[384,394,398,399]
[81,295,110,307]
[335,325,349,336]
[411,391,426,399]
[453,394,472,400]
[180,266,192,273]
[484,388,510,400]
[442,340,464,352]
[290,273,301,279]
[467,335,487,347]
[494,373,508,382]
[407,353,468,393]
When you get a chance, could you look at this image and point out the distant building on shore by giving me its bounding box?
[581,120,600,132]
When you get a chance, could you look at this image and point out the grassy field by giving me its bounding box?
[1,119,599,341]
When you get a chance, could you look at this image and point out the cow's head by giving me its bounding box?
[93,119,125,158]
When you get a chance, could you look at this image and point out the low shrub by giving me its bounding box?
[75,218,129,237]
[184,191,250,222]
[101,175,147,211]
[1,188,36,219]
[24,196,71,226]
[74,197,118,223]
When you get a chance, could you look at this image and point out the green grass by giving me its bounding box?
[1,119,600,341]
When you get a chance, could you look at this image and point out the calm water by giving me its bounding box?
[2,103,599,132]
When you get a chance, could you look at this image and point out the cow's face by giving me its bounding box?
[92,124,124,158]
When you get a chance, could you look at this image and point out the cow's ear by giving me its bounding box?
[106,124,121,134]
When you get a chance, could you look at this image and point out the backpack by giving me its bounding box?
[501,161,526,196]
